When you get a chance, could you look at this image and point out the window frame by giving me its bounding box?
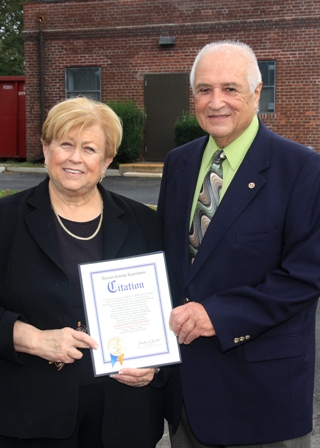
[258,60,276,114]
[65,67,102,101]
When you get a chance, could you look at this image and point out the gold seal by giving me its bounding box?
[107,336,126,355]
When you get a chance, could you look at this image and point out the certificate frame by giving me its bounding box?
[79,251,181,376]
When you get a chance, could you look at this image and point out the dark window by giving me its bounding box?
[258,61,276,113]
[65,67,101,100]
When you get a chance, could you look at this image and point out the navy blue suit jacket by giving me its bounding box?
[158,120,320,445]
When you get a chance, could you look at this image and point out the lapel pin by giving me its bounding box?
[248,182,255,189]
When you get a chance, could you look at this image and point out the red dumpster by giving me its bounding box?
[0,76,26,159]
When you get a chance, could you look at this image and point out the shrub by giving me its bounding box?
[174,112,207,146]
[108,100,145,165]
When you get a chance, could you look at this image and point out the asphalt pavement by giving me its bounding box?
[0,169,319,447]
[0,170,162,205]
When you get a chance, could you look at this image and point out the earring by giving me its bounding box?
[99,171,106,183]
[44,163,48,174]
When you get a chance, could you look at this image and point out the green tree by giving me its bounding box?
[0,0,27,76]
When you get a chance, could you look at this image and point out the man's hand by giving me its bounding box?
[169,302,216,344]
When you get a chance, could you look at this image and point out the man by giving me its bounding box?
[158,41,320,448]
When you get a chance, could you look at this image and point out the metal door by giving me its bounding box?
[0,77,26,159]
[144,73,189,161]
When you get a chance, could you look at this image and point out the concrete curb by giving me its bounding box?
[119,163,163,176]
[123,172,162,178]
[0,166,161,178]
[5,166,47,174]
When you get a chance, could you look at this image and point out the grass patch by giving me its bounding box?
[0,190,19,198]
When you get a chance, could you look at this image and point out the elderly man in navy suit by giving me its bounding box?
[158,40,320,448]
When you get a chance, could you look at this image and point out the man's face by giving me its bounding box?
[194,49,262,148]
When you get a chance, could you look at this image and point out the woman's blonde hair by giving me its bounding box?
[41,97,123,158]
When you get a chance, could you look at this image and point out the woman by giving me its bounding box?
[0,97,167,447]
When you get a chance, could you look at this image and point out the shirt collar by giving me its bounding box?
[207,115,259,170]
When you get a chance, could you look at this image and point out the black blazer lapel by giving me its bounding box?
[24,178,65,273]
[24,181,131,268]
[98,185,130,260]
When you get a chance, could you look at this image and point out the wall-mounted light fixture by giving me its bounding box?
[159,36,176,46]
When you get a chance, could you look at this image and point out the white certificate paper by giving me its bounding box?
[79,251,181,376]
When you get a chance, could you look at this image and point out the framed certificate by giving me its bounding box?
[79,251,181,376]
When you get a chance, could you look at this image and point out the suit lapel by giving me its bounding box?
[186,123,271,284]
[25,179,65,272]
[98,185,130,260]
[174,138,208,283]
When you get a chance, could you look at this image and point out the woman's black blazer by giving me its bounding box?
[0,178,167,448]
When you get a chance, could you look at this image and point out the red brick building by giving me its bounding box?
[23,0,320,161]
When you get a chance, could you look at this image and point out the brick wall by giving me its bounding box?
[23,0,320,160]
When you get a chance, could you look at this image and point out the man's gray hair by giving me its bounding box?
[190,40,262,94]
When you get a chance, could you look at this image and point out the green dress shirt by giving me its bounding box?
[189,115,259,229]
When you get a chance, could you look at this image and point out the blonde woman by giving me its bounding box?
[0,97,167,448]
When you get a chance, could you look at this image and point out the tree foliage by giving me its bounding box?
[0,0,29,76]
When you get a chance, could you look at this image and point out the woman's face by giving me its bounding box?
[43,124,112,197]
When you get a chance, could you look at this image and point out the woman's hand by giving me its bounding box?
[110,367,158,387]
[13,320,98,364]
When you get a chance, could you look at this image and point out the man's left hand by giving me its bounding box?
[169,302,216,344]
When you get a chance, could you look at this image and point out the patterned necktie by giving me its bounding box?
[189,149,226,263]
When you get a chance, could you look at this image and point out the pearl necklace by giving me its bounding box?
[52,203,103,241]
